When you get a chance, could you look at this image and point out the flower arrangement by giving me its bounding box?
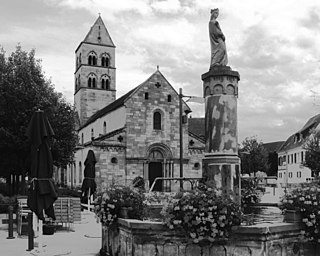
[144,191,175,205]
[280,182,320,243]
[94,184,147,228]
[279,187,306,212]
[161,187,242,243]
[241,178,261,213]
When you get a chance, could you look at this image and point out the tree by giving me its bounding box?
[0,44,78,194]
[303,129,320,177]
[239,136,270,176]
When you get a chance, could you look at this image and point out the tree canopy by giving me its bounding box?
[0,44,78,179]
[303,129,320,177]
[239,136,270,176]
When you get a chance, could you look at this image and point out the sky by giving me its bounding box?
[1,0,320,144]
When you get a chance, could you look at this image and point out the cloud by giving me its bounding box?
[2,0,320,144]
[300,6,320,30]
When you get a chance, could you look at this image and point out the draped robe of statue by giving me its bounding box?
[209,19,228,67]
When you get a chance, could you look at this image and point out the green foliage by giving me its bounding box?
[0,44,78,178]
[0,194,16,213]
[161,187,242,243]
[239,136,270,176]
[94,185,147,228]
[241,178,261,213]
[280,182,320,243]
[57,187,81,198]
[303,130,320,177]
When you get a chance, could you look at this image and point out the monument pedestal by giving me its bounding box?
[202,66,241,202]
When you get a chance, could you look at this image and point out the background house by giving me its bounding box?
[277,114,320,186]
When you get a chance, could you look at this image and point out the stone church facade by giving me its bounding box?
[59,16,204,192]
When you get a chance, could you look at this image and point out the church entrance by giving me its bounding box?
[146,145,173,192]
[148,162,163,192]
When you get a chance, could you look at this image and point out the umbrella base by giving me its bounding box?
[43,224,55,235]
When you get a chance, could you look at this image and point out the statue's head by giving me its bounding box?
[211,8,219,14]
[210,8,219,19]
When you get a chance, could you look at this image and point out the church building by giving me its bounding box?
[60,16,205,192]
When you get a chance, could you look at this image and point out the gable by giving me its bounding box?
[126,70,191,113]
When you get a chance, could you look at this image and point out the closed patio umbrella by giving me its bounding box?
[81,150,96,210]
[26,110,57,221]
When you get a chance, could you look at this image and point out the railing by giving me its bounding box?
[149,177,202,193]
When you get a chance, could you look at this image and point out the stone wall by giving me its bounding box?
[101,219,317,256]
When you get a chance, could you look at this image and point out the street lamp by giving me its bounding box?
[179,88,198,190]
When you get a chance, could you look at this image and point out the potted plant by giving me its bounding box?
[241,178,261,214]
[94,184,147,228]
[161,186,242,244]
[280,181,320,243]
[279,187,304,223]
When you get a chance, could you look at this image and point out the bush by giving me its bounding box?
[94,185,147,228]
[161,187,242,243]
[280,182,320,243]
[241,178,261,213]
[0,194,17,213]
[57,187,81,197]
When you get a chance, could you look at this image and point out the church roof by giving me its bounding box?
[76,15,115,52]
[80,70,192,129]
[188,117,205,140]
[82,87,136,129]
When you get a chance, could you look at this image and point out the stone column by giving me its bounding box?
[202,65,241,203]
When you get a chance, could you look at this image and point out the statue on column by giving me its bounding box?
[209,8,228,67]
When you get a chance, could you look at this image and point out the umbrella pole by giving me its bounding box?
[88,187,91,212]
[33,212,38,237]
[32,212,44,252]
[38,213,44,252]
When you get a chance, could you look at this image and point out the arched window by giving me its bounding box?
[153,111,161,130]
[88,52,97,66]
[81,133,84,145]
[103,121,107,134]
[75,78,77,90]
[101,75,110,90]
[167,95,171,102]
[101,54,110,67]
[88,74,96,88]
[79,53,81,64]
[91,128,94,139]
[78,75,80,88]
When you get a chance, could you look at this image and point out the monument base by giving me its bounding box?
[203,155,240,203]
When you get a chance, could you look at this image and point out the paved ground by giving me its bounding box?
[260,186,285,204]
[0,211,101,256]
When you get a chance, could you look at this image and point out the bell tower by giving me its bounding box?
[74,15,116,126]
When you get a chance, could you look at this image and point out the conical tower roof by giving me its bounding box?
[82,15,115,47]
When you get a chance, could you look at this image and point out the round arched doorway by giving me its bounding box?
[147,143,173,192]
[148,150,163,191]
